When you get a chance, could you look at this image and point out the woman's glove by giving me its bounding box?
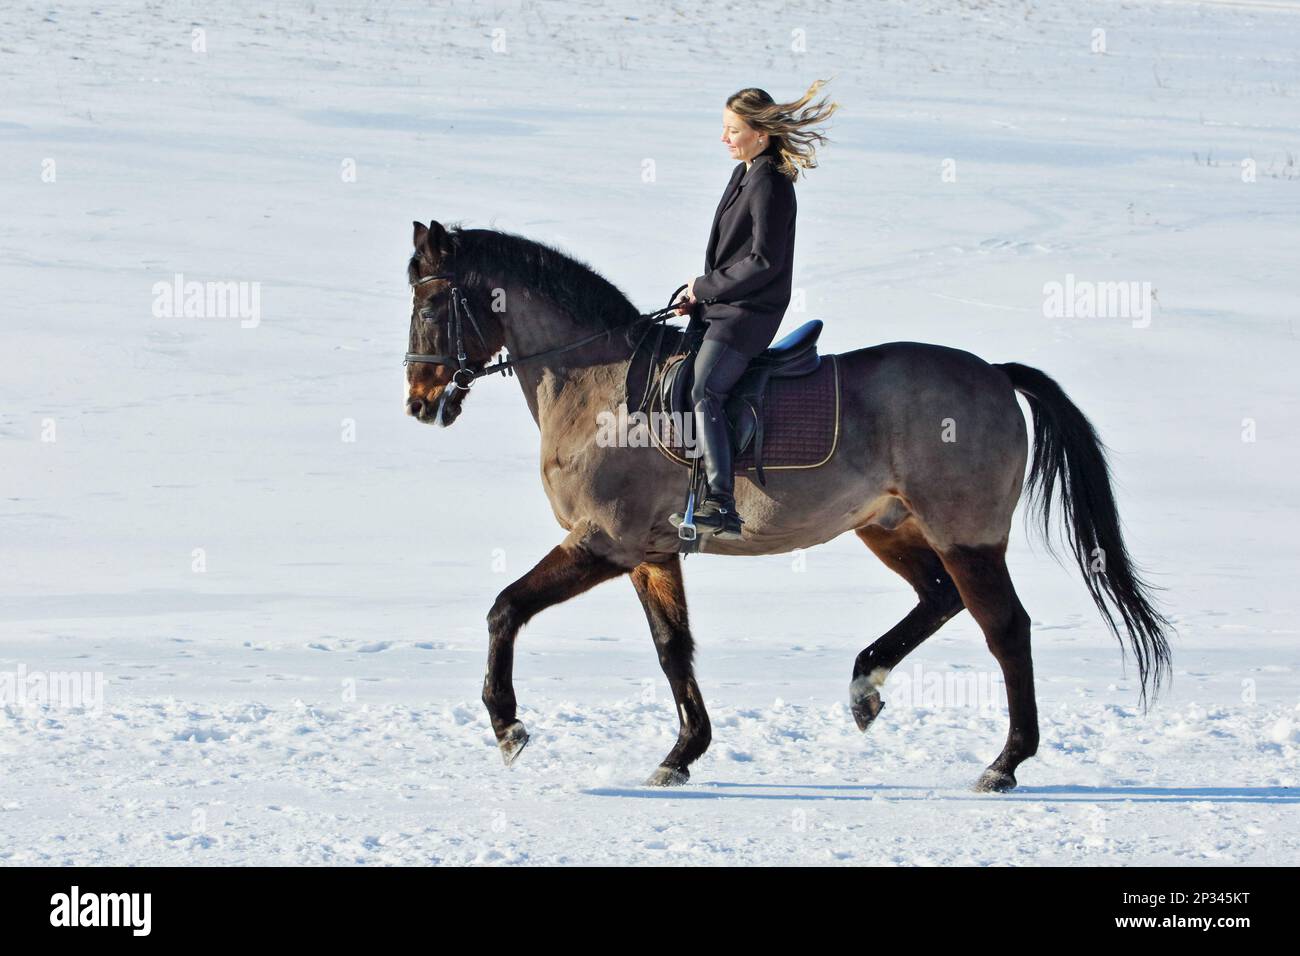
[673,279,699,316]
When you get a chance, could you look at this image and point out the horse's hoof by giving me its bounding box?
[645,765,689,787]
[974,769,1017,793]
[497,721,529,767]
[850,688,885,733]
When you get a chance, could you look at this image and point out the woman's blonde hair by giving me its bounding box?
[725,79,839,182]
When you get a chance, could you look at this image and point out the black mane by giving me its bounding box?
[450,226,644,331]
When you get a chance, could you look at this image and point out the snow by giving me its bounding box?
[1,0,1298,865]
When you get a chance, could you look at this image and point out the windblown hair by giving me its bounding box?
[725,79,839,181]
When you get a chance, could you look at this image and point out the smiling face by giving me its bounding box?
[405,221,499,428]
[721,108,767,162]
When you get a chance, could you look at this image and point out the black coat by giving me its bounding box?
[692,151,797,357]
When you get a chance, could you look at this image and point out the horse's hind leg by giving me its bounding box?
[851,523,964,731]
[937,543,1037,792]
[631,556,711,786]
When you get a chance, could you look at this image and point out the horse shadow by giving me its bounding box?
[582,781,1297,804]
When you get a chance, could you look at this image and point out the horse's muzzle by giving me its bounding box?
[407,388,463,426]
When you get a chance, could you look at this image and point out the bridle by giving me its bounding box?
[403,269,496,391]
[403,259,686,393]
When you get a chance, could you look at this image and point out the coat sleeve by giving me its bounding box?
[693,174,793,303]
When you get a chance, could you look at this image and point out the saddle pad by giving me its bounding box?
[653,353,841,472]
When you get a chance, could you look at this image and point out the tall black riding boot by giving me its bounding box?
[689,395,743,539]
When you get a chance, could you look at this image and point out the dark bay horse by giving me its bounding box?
[403,220,1173,792]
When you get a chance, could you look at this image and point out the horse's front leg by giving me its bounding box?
[630,556,711,786]
[482,534,631,766]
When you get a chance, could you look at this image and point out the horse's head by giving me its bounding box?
[405,220,504,427]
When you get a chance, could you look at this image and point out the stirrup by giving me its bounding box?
[669,509,700,540]
[668,508,742,539]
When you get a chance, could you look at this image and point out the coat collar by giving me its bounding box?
[719,152,774,217]
[713,152,776,234]
[740,151,774,183]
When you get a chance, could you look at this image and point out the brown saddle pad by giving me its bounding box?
[653,353,841,473]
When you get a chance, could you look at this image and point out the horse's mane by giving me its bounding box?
[449,224,644,331]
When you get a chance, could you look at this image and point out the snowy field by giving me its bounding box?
[1,0,1298,865]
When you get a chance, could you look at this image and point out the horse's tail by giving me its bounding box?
[996,361,1173,708]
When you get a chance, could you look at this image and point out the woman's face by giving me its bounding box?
[721,108,766,161]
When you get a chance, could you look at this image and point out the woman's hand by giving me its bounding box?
[673,278,698,315]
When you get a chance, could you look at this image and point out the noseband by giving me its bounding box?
[404,259,685,391]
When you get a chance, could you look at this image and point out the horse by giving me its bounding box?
[402,219,1173,792]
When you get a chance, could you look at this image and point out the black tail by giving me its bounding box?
[997,362,1173,707]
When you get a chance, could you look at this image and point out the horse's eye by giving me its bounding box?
[420,305,438,323]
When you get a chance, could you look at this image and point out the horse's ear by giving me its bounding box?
[427,220,451,254]
[413,220,451,260]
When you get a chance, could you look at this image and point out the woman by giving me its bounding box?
[670,81,838,539]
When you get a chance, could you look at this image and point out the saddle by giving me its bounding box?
[658,319,825,486]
